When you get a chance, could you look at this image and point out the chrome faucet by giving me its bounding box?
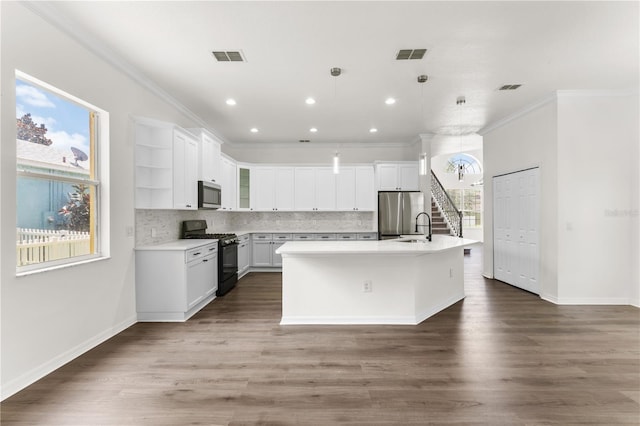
[415,212,432,241]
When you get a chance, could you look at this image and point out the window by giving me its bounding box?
[449,189,483,227]
[445,153,482,175]
[16,71,108,272]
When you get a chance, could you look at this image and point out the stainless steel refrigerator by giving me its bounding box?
[378,191,425,239]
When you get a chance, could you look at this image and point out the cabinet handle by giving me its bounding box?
[192,252,201,256]
[203,259,208,262]
[186,204,192,208]
[209,247,215,251]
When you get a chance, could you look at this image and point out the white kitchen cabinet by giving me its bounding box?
[237,234,251,278]
[135,241,218,321]
[237,164,251,210]
[252,167,294,211]
[187,128,222,185]
[336,166,375,211]
[220,156,237,210]
[493,168,539,295]
[251,233,290,267]
[294,167,336,211]
[173,128,199,210]
[376,162,419,191]
[134,117,197,210]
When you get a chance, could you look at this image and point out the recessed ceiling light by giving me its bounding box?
[385,98,396,105]
[310,128,318,133]
[226,98,237,106]
[250,128,258,133]
[305,97,316,105]
[369,128,378,133]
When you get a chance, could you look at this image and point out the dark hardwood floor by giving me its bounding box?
[2,247,639,425]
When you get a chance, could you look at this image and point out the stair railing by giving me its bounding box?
[430,171,463,238]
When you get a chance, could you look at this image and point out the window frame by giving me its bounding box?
[15,70,110,275]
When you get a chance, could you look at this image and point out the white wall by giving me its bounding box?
[556,93,639,303]
[482,99,559,300]
[482,91,639,305]
[0,3,202,399]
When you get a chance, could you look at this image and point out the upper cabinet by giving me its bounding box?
[187,128,222,184]
[237,164,251,210]
[220,156,237,211]
[336,166,375,211]
[294,167,336,211]
[173,128,199,210]
[134,117,197,210]
[251,167,295,211]
[376,162,419,191]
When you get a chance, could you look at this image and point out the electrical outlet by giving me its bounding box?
[363,280,372,292]
[151,228,157,238]
[449,268,453,278]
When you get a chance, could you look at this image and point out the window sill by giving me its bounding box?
[16,255,111,277]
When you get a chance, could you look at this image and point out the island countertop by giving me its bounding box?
[276,234,477,256]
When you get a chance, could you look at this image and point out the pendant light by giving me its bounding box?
[331,68,341,174]
[418,74,429,176]
[456,96,466,182]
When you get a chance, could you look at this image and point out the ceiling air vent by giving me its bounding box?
[498,84,522,91]
[212,50,246,62]
[396,49,427,60]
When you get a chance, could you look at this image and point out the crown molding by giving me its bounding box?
[479,88,638,136]
[478,92,557,136]
[20,1,230,145]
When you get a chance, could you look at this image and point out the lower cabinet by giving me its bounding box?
[136,241,218,321]
[251,234,290,267]
[238,234,251,278]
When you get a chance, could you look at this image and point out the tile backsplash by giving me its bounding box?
[135,209,376,246]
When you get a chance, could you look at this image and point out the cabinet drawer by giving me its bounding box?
[336,233,357,240]
[293,233,315,241]
[357,233,378,240]
[238,234,250,243]
[273,233,293,241]
[185,243,217,263]
[252,233,273,241]
[314,233,336,240]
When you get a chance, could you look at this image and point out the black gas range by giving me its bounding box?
[181,220,238,296]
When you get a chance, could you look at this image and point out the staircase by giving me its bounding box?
[431,201,453,235]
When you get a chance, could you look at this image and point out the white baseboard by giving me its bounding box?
[414,293,465,324]
[280,315,417,325]
[0,315,137,401]
[541,295,632,305]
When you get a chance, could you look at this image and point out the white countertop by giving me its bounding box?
[135,239,218,251]
[276,234,477,256]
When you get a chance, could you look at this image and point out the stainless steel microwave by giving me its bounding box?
[198,181,221,209]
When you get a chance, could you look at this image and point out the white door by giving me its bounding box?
[493,168,539,294]
[253,167,275,211]
[336,167,356,210]
[398,163,419,190]
[294,168,316,210]
[377,164,399,190]
[315,167,336,210]
[354,166,375,211]
[275,168,295,211]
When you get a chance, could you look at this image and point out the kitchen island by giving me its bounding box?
[276,235,476,325]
